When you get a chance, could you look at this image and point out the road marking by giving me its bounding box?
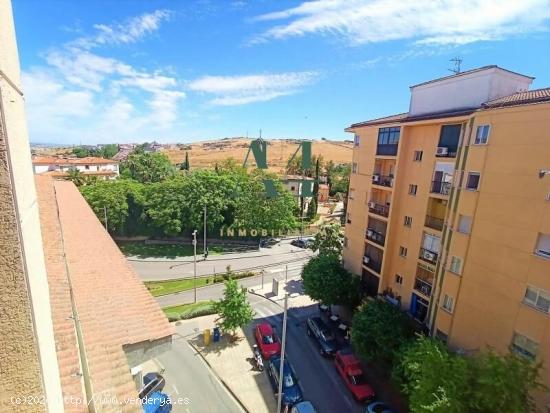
[172,384,180,395]
[268,268,283,273]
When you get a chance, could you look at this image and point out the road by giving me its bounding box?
[155,334,244,413]
[130,240,314,281]
[246,293,364,413]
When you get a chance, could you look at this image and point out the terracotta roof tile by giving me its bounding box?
[35,176,173,412]
[482,87,550,108]
[32,156,118,165]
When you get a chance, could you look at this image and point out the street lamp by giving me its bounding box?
[192,230,198,303]
[276,294,289,413]
[203,205,207,259]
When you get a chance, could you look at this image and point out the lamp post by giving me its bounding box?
[276,294,289,413]
[203,205,207,259]
[192,230,198,303]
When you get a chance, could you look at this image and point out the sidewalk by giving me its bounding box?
[249,275,317,309]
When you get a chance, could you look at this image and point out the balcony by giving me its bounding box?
[366,228,385,246]
[368,201,390,218]
[435,146,457,158]
[414,277,433,297]
[419,247,439,264]
[363,255,382,274]
[376,144,398,156]
[425,215,444,231]
[430,181,451,196]
[372,174,393,188]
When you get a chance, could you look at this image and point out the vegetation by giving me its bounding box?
[66,168,86,187]
[163,300,217,321]
[120,151,176,183]
[301,254,360,308]
[180,151,190,171]
[351,299,413,364]
[117,242,227,258]
[215,277,255,336]
[326,162,350,196]
[73,144,118,159]
[393,336,544,413]
[309,222,343,256]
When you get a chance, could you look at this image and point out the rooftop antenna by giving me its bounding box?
[449,57,462,74]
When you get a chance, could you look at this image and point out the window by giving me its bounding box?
[423,233,441,253]
[399,246,408,257]
[404,216,413,227]
[465,172,480,190]
[437,124,461,155]
[290,186,296,191]
[85,165,90,170]
[524,286,550,314]
[354,133,360,147]
[413,150,423,162]
[442,294,454,312]
[457,215,472,234]
[377,127,401,145]
[535,233,550,258]
[395,274,403,285]
[511,332,539,360]
[408,184,418,196]
[449,256,462,274]
[352,162,358,173]
[474,125,490,144]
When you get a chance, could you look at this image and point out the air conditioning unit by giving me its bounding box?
[372,174,380,183]
[536,249,550,259]
[436,147,448,156]
[368,201,375,208]
[423,250,436,261]
[366,229,374,237]
[363,256,370,264]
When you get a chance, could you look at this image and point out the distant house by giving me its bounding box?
[32,156,119,179]
[282,175,314,198]
[318,183,330,202]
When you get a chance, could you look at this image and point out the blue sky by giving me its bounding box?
[12,0,550,144]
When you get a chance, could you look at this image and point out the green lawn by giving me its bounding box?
[163,300,217,321]
[117,242,226,258]
[145,277,215,296]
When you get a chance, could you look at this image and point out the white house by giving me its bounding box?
[32,156,119,179]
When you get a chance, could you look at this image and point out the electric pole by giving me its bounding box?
[192,230,198,303]
[203,205,207,259]
[276,294,289,413]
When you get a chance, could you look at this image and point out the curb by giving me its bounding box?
[187,340,249,413]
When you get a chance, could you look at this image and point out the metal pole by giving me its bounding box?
[261,269,264,290]
[203,205,207,259]
[285,265,288,282]
[276,294,289,413]
[103,206,108,231]
[193,230,197,303]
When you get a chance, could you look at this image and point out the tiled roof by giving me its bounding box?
[35,176,173,411]
[482,87,550,108]
[32,156,118,165]
[45,170,118,177]
[346,112,409,129]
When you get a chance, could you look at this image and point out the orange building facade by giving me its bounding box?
[344,66,550,411]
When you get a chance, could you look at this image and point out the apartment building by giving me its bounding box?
[32,156,120,179]
[344,66,550,411]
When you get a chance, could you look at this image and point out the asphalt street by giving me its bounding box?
[130,240,314,281]
[155,335,244,413]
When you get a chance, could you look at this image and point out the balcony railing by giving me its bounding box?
[425,215,444,231]
[376,144,398,156]
[419,247,439,264]
[368,202,390,218]
[435,147,457,158]
[430,181,451,195]
[372,174,394,188]
[363,255,382,274]
[366,228,385,246]
[414,277,433,297]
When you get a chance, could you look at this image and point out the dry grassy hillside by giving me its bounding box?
[162,138,353,173]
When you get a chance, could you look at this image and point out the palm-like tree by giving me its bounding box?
[66,168,86,187]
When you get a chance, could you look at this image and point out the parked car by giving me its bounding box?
[290,237,313,248]
[306,316,338,357]
[366,401,395,413]
[267,356,303,408]
[334,350,375,402]
[290,401,318,413]
[260,237,281,248]
[255,322,281,358]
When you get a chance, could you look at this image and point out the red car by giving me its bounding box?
[254,322,281,358]
[334,350,375,402]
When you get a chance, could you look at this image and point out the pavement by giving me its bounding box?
[130,240,314,281]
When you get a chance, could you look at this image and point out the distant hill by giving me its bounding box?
[162,137,353,173]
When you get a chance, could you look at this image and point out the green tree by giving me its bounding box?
[121,152,175,183]
[66,168,86,187]
[99,144,118,159]
[351,299,412,364]
[301,255,360,308]
[394,336,470,413]
[72,147,90,158]
[215,277,255,337]
[180,151,190,171]
[286,154,323,177]
[80,180,132,233]
[468,350,544,413]
[329,164,351,196]
[143,177,188,235]
[309,222,343,256]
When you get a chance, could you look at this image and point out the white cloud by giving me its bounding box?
[188,72,319,105]
[73,10,171,49]
[252,0,550,46]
